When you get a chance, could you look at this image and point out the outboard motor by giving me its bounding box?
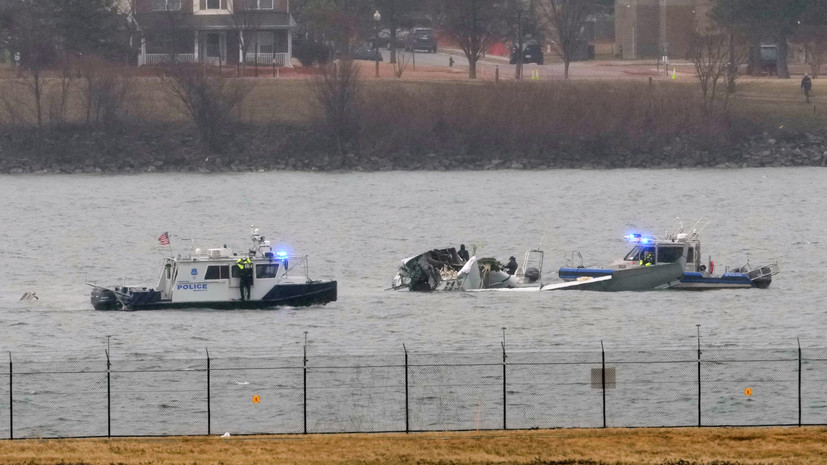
[91,287,119,310]
[524,267,541,282]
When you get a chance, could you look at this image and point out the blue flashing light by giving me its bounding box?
[276,251,288,258]
[625,233,656,244]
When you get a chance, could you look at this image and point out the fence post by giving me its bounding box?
[303,332,308,435]
[798,338,802,427]
[8,352,12,440]
[403,344,409,434]
[696,324,702,427]
[601,341,606,428]
[106,349,111,438]
[206,348,211,436]
[501,340,507,430]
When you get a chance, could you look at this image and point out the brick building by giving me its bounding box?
[615,0,711,60]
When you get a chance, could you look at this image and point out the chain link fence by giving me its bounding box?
[0,347,825,439]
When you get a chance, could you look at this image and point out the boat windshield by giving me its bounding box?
[624,245,694,263]
[624,246,655,262]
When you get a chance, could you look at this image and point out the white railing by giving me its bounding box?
[244,52,288,66]
[142,53,196,65]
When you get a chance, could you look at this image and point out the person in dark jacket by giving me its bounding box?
[457,244,470,261]
[504,256,518,275]
[802,74,813,103]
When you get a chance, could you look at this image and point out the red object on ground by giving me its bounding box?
[488,42,508,57]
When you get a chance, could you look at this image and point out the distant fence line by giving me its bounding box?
[0,345,825,439]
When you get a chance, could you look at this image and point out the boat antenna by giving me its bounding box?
[691,218,708,239]
[536,225,549,250]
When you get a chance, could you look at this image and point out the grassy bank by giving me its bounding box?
[0,427,825,465]
[0,74,825,172]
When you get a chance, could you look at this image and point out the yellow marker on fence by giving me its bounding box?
[745,388,752,396]
[252,395,261,403]
[672,68,677,80]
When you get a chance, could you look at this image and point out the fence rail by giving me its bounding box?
[244,52,288,66]
[141,53,197,66]
[1,346,826,439]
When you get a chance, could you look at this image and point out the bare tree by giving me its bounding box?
[688,27,746,112]
[158,63,253,152]
[506,0,532,80]
[793,0,827,78]
[442,0,505,79]
[804,38,827,78]
[48,56,77,124]
[375,0,403,65]
[309,58,361,154]
[76,55,133,126]
[537,0,591,80]
[116,0,143,65]
[228,1,265,76]
[392,47,414,78]
[3,0,60,126]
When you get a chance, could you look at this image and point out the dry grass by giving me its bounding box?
[0,68,824,128]
[0,427,825,465]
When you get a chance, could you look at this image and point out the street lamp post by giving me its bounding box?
[373,10,381,78]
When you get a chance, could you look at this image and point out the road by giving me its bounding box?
[377,47,557,80]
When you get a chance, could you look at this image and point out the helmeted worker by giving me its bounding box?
[237,257,254,300]
[504,256,518,275]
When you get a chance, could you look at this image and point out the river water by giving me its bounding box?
[0,168,825,360]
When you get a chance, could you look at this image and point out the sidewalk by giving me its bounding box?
[439,46,510,64]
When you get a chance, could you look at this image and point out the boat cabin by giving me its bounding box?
[617,233,704,273]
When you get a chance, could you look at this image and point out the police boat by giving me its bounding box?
[557,220,780,290]
[88,227,337,310]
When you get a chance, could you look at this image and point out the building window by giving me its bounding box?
[207,0,221,9]
[151,0,182,11]
[245,0,274,9]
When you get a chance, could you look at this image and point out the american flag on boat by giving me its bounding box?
[158,232,170,246]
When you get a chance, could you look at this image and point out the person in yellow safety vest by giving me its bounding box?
[641,251,655,266]
[236,257,253,300]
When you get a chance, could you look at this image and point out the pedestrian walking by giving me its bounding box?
[801,73,813,103]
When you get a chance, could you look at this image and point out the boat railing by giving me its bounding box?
[564,250,584,268]
[745,262,780,281]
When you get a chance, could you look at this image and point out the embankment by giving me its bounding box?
[0,123,825,174]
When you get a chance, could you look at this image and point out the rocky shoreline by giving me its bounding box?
[1,125,826,174]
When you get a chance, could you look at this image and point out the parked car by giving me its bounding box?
[391,28,409,50]
[349,42,383,61]
[406,27,437,53]
[292,39,332,66]
[376,29,391,48]
[509,40,543,65]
